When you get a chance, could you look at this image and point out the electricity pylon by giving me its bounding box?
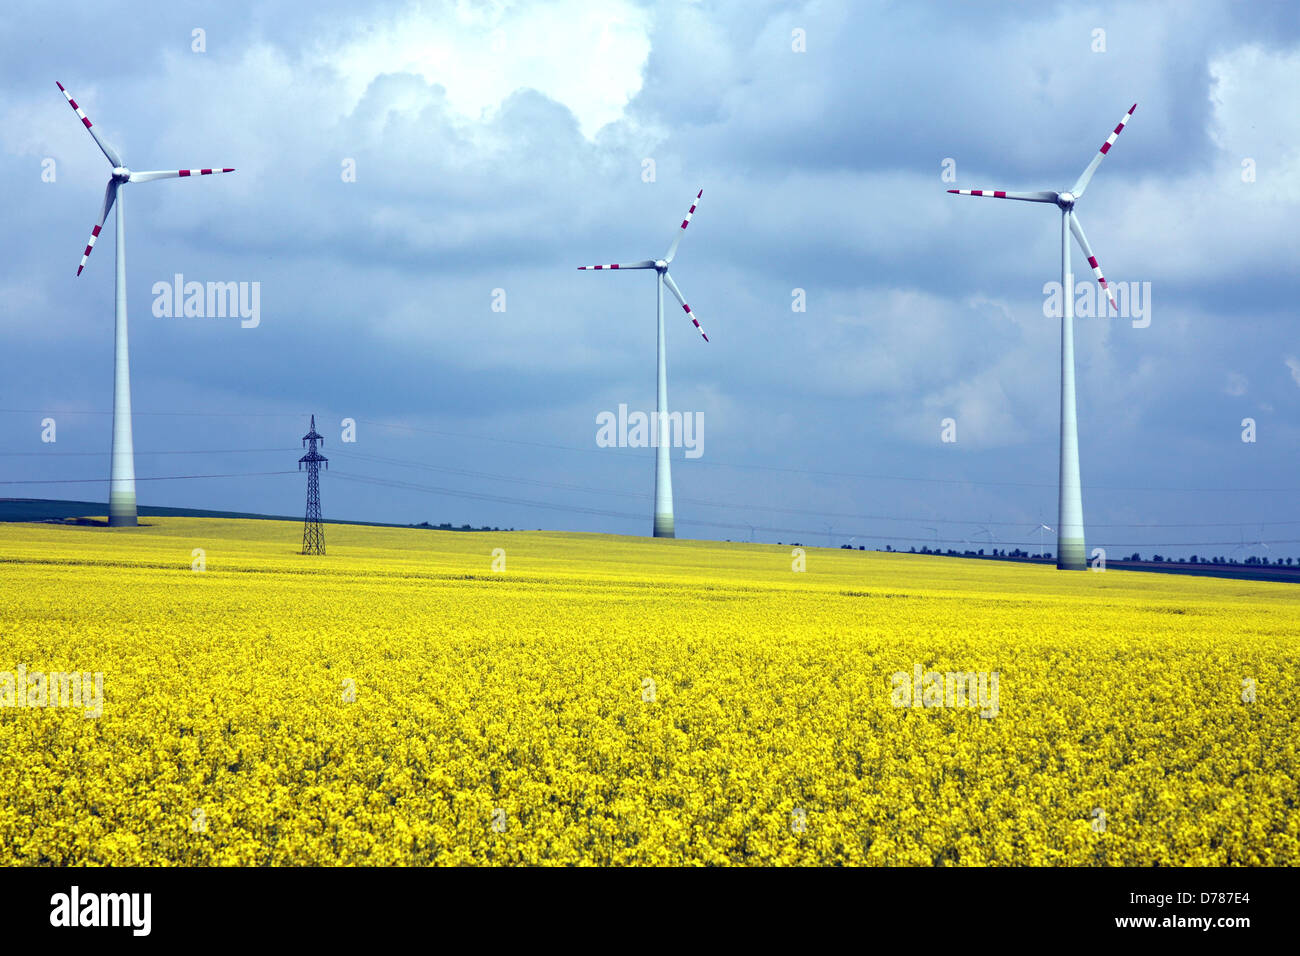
[299,414,327,555]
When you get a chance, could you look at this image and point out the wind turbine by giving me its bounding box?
[57,81,234,526]
[1028,523,1054,558]
[948,104,1136,569]
[1254,529,1271,560]
[1233,525,1269,561]
[579,190,709,538]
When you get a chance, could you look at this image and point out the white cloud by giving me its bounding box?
[913,367,1028,448]
[312,0,652,139]
[1286,356,1300,387]
[1209,44,1300,200]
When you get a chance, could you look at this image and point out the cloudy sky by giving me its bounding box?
[2,0,1298,556]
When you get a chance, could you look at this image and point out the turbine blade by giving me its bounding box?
[76,179,119,276]
[55,82,122,167]
[947,189,1058,203]
[129,168,235,183]
[664,189,702,263]
[1071,103,1137,198]
[662,272,708,342]
[576,260,656,270]
[1068,211,1117,313]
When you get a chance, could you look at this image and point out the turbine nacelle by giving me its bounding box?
[576,189,709,342]
[57,82,234,277]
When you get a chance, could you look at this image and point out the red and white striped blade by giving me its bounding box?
[76,179,119,276]
[576,260,656,270]
[662,273,708,342]
[1068,212,1118,312]
[1071,103,1137,197]
[129,168,235,183]
[55,81,122,168]
[664,189,702,263]
[946,189,1058,203]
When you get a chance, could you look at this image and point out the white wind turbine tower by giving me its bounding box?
[57,81,234,526]
[579,190,709,538]
[949,104,1136,569]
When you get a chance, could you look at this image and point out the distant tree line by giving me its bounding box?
[889,545,1298,568]
[409,522,515,532]
[1123,552,1295,567]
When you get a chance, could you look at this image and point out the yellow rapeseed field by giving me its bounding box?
[0,516,1296,865]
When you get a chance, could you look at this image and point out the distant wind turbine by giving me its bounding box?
[948,103,1137,569]
[1028,523,1054,557]
[579,190,709,538]
[1233,525,1270,560]
[57,81,234,526]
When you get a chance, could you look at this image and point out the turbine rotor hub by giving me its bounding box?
[112,166,130,182]
[1058,191,1075,207]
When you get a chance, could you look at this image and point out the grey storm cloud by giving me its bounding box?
[1,0,1297,554]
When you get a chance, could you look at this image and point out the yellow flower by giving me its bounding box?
[0,517,1295,865]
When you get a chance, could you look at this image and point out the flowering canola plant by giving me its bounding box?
[0,517,1296,865]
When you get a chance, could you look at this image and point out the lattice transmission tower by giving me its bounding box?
[299,414,328,555]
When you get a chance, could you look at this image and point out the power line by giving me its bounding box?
[0,448,295,457]
[0,409,298,418]
[330,448,1300,530]
[331,470,1300,550]
[332,449,650,500]
[332,471,646,522]
[4,406,1294,494]
[0,471,295,485]
[351,418,1300,495]
[5,457,1294,550]
[8,443,1297,535]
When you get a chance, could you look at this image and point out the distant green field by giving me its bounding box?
[0,497,395,525]
[0,498,489,530]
